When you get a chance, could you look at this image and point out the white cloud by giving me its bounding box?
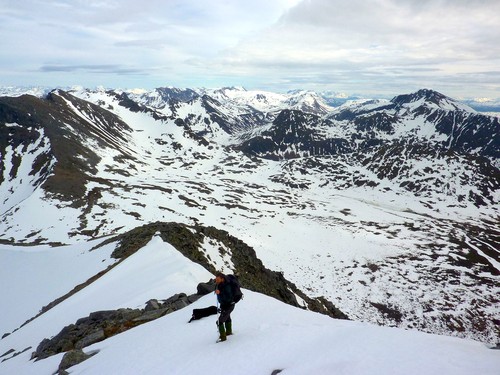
[208,0,500,96]
[0,0,499,97]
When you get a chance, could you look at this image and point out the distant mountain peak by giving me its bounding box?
[221,86,246,91]
[390,88,475,113]
[392,88,448,105]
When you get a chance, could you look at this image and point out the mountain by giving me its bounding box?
[0,86,499,371]
[239,89,499,160]
[0,86,50,98]
[236,109,351,160]
[193,87,330,115]
[236,89,499,207]
[132,86,200,106]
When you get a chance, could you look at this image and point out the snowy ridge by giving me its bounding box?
[0,86,499,356]
[0,234,498,375]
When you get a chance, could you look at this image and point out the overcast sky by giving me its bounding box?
[1,0,499,98]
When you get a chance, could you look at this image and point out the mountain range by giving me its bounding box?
[0,85,499,372]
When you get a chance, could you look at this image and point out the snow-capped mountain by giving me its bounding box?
[0,86,50,98]
[319,90,357,107]
[0,86,499,373]
[200,86,288,113]
[131,86,199,107]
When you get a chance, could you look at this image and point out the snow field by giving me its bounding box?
[1,232,499,375]
[0,235,212,370]
[68,291,500,375]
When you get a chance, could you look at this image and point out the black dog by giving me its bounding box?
[188,305,218,323]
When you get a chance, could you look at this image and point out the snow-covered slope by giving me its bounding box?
[1,235,498,375]
[0,87,498,348]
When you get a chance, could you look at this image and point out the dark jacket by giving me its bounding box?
[216,277,234,308]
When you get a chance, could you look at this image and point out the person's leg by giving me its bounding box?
[225,319,232,335]
[217,305,234,341]
[218,321,226,341]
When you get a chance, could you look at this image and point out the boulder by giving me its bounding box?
[74,329,105,349]
[187,294,202,303]
[58,349,92,371]
[133,308,171,323]
[163,293,187,305]
[145,299,161,311]
[116,308,142,321]
[171,297,189,310]
[197,280,215,295]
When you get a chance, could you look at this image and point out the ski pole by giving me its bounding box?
[216,294,220,330]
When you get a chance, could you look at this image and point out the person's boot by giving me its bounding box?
[218,322,227,342]
[225,321,232,336]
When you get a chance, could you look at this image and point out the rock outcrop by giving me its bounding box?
[32,284,213,362]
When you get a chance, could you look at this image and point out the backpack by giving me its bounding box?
[227,274,243,303]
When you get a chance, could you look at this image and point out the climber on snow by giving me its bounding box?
[215,272,239,342]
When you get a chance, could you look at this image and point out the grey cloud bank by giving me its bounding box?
[0,0,499,98]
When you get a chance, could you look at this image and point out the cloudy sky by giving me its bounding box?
[1,0,499,98]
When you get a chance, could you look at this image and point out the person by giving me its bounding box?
[215,272,235,342]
